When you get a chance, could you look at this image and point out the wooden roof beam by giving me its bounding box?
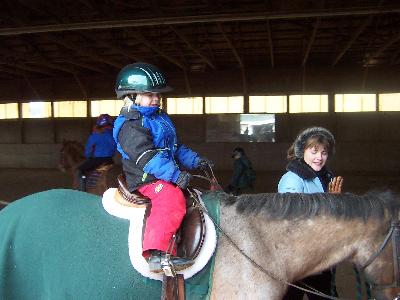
[141,0,215,70]
[58,58,104,73]
[44,34,123,69]
[172,28,216,70]
[13,63,53,75]
[367,32,400,63]
[217,23,244,69]
[266,20,274,68]
[2,6,400,35]
[332,16,373,66]
[9,1,115,73]
[23,74,41,99]
[132,31,186,69]
[74,74,88,99]
[81,31,142,62]
[76,0,95,10]
[302,18,320,67]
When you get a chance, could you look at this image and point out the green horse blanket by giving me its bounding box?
[0,189,220,300]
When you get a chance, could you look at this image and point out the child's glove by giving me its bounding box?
[198,157,214,170]
[176,171,192,189]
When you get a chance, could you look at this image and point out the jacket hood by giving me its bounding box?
[294,127,335,158]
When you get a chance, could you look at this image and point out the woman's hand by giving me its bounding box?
[328,176,343,194]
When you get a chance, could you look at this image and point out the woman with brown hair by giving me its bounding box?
[278,126,343,299]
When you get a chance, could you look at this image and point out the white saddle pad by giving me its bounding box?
[102,188,217,281]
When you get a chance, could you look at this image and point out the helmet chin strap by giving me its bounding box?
[123,95,136,111]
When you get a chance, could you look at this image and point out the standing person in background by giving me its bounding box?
[225,147,256,195]
[278,126,343,300]
[77,113,116,191]
[113,62,213,273]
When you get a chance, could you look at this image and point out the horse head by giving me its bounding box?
[356,201,400,300]
[59,140,85,172]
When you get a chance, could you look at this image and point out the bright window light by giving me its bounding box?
[289,95,328,113]
[379,93,400,111]
[166,97,203,114]
[205,96,243,114]
[53,101,87,117]
[22,102,52,118]
[91,99,123,117]
[0,103,19,119]
[249,95,287,113]
[335,94,376,112]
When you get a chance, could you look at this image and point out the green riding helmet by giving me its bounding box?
[115,62,172,99]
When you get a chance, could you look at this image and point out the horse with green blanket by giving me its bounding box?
[0,185,399,300]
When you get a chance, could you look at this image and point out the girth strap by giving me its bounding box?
[161,274,185,300]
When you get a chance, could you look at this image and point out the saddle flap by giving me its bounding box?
[140,191,207,261]
[176,203,206,260]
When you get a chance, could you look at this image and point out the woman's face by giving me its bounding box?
[136,92,161,107]
[303,144,328,172]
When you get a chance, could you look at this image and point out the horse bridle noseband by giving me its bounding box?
[360,212,400,294]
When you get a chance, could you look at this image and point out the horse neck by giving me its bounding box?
[219,206,382,281]
[63,144,85,170]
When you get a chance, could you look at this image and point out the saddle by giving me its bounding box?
[85,163,114,189]
[117,174,207,261]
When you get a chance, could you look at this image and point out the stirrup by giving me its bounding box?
[161,254,176,277]
[79,175,86,192]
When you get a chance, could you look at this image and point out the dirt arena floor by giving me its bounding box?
[1,167,399,299]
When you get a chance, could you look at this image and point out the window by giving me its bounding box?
[205,96,243,114]
[0,103,19,119]
[22,102,52,118]
[53,101,87,117]
[289,95,328,113]
[91,99,123,117]
[379,93,400,111]
[335,94,376,112]
[249,95,287,113]
[166,97,203,114]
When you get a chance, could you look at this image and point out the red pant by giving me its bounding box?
[138,180,186,257]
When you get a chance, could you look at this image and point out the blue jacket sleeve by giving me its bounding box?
[143,152,181,183]
[278,171,304,193]
[84,134,96,158]
[175,144,200,169]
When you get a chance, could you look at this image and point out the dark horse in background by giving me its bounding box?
[59,140,121,195]
[0,186,399,299]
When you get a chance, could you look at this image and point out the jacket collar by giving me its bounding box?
[132,104,160,116]
[286,159,317,180]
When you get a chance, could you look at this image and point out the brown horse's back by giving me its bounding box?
[86,163,123,195]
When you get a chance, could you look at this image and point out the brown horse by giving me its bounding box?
[59,140,121,195]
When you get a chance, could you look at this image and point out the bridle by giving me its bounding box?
[359,209,400,296]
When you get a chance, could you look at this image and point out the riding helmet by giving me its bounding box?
[115,62,172,99]
[96,113,113,127]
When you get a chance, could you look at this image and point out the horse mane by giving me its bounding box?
[218,190,399,221]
